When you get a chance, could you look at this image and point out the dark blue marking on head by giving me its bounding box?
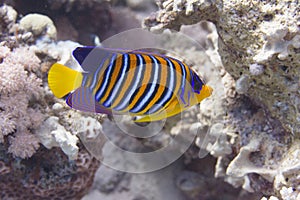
[73,46,116,73]
[192,72,204,94]
[73,47,95,65]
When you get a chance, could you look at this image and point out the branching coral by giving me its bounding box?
[0,44,45,159]
[0,4,107,161]
[8,130,40,159]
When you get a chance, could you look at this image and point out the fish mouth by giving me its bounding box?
[204,85,213,96]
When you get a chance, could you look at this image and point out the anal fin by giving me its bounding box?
[66,87,112,115]
[134,98,184,122]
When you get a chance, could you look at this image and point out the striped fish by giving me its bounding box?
[48,46,213,122]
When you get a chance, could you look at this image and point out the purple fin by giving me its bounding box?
[73,47,112,73]
[130,48,166,56]
[73,46,170,72]
[66,87,112,115]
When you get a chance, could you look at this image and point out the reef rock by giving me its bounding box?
[144,0,300,134]
[144,0,300,198]
[19,13,57,40]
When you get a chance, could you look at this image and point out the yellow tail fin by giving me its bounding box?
[48,63,83,98]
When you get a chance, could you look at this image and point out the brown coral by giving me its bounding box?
[0,145,100,200]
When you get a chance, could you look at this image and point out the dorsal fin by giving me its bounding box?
[72,46,167,73]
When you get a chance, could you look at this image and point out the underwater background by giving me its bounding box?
[0,0,299,200]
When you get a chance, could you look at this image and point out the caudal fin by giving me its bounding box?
[48,63,83,98]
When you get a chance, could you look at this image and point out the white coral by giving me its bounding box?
[0,112,16,142]
[280,187,299,200]
[0,63,27,94]
[36,116,79,160]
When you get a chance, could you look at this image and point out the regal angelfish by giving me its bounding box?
[48,47,213,122]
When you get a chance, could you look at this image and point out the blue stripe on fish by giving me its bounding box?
[130,55,160,113]
[82,73,89,87]
[114,54,145,111]
[103,54,129,107]
[178,61,187,104]
[145,56,175,114]
[95,53,117,102]
[89,52,110,90]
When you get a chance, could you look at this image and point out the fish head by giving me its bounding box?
[190,71,212,103]
[195,85,213,103]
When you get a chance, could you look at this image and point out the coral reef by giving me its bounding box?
[0,4,105,160]
[84,161,187,200]
[36,116,79,160]
[84,118,259,200]
[0,4,104,199]
[144,0,300,199]
[0,4,35,44]
[1,0,299,199]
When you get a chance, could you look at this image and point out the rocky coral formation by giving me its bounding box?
[0,145,100,200]
[84,118,259,200]
[144,0,300,133]
[19,13,57,40]
[3,0,147,44]
[0,3,17,35]
[144,0,300,199]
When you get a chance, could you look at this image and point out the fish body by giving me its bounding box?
[48,47,212,122]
